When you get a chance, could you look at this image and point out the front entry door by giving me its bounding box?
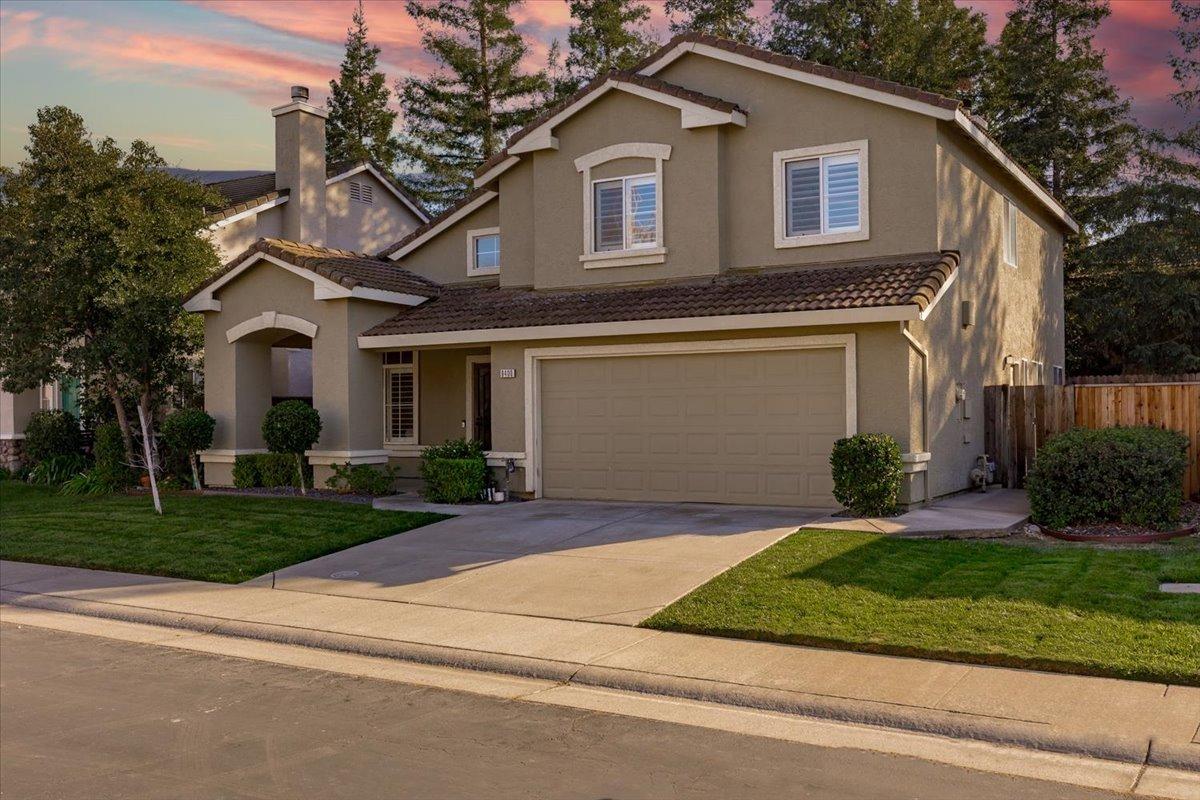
[472,361,492,450]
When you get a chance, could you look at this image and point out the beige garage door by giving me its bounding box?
[539,347,846,506]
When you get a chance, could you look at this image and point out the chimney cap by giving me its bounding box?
[291,85,309,102]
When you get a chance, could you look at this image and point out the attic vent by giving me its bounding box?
[349,180,374,204]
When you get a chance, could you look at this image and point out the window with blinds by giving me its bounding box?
[784,151,861,237]
[383,351,417,443]
[593,174,658,252]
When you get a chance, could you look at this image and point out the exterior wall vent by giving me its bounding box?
[349,180,374,204]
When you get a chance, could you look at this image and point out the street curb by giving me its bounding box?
[2,589,1195,773]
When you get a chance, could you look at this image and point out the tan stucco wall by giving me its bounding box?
[656,53,941,268]
[0,388,40,437]
[394,199,501,285]
[326,172,422,255]
[208,206,284,264]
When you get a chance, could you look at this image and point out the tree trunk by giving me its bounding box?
[106,381,136,463]
[295,452,307,496]
[137,403,163,515]
[190,453,201,492]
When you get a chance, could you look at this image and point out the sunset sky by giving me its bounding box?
[0,0,1190,171]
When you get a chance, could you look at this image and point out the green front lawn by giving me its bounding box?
[644,530,1200,685]
[0,481,447,584]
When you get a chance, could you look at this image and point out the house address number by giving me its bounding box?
[498,368,516,379]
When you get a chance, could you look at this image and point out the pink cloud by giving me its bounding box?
[0,9,41,56]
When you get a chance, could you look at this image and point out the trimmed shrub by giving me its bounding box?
[92,421,134,489]
[420,439,487,503]
[0,466,11,481]
[60,469,114,496]
[232,454,261,489]
[262,400,321,493]
[830,433,903,517]
[325,463,399,496]
[160,409,215,489]
[1027,426,1189,530]
[24,410,82,464]
[26,453,88,486]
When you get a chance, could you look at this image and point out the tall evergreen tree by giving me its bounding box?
[1168,0,1198,111]
[665,0,762,45]
[563,0,658,89]
[978,0,1138,230]
[397,0,547,208]
[768,0,989,106]
[326,1,401,168]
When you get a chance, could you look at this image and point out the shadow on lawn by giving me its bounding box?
[785,533,1200,625]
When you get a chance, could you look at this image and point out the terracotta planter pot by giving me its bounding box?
[139,474,152,488]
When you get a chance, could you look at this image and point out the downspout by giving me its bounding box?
[901,322,931,505]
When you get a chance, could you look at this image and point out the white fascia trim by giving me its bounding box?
[271,101,329,119]
[186,252,428,311]
[207,194,289,231]
[358,305,916,349]
[509,133,558,155]
[199,448,267,464]
[226,310,319,344]
[473,157,521,189]
[387,191,499,260]
[612,81,745,129]
[304,449,391,466]
[522,334,857,498]
[0,433,27,440]
[327,163,430,223]
[640,41,1074,231]
[917,267,958,321]
[952,110,1077,232]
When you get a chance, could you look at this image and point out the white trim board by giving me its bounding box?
[387,191,499,261]
[637,40,1077,232]
[207,194,289,231]
[304,449,390,466]
[226,311,318,343]
[326,162,430,223]
[521,334,858,498]
[358,304,918,349]
[184,251,431,312]
[473,78,744,189]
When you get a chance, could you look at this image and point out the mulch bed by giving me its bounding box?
[1037,501,1200,543]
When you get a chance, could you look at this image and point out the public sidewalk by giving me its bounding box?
[2,559,1197,774]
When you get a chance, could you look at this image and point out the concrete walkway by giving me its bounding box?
[803,489,1031,537]
[2,560,1197,774]
[252,499,827,625]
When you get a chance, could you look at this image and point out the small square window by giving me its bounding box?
[773,140,868,249]
[467,229,500,275]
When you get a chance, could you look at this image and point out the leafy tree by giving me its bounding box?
[978,0,1138,230]
[161,408,216,490]
[0,106,220,463]
[326,0,402,168]
[261,400,322,495]
[563,0,658,89]
[768,0,989,106]
[665,0,763,45]
[1168,0,1198,111]
[397,0,548,207]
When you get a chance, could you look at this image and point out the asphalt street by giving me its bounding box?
[0,623,1128,800]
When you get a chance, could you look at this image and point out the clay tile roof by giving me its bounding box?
[361,251,958,337]
[186,238,442,303]
[474,70,746,180]
[376,187,493,258]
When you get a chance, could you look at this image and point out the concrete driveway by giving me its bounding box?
[252,500,828,625]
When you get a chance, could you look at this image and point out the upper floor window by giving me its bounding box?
[349,180,374,204]
[467,227,500,276]
[1003,199,1018,267]
[773,140,869,249]
[593,174,658,252]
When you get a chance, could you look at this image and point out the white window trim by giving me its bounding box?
[773,140,869,249]
[1003,199,1019,268]
[382,352,419,445]
[577,143,669,268]
[466,227,501,276]
[588,172,660,257]
[522,334,857,499]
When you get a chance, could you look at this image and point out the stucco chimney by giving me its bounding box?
[272,86,327,245]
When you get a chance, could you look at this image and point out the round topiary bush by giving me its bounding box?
[1027,426,1189,531]
[261,400,321,494]
[829,433,903,517]
[160,408,216,489]
[23,409,83,465]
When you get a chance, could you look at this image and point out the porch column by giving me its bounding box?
[200,319,273,485]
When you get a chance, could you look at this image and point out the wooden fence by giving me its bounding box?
[984,381,1200,498]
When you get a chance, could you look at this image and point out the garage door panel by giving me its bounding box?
[539,349,845,506]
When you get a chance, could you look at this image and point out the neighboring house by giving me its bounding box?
[0,89,428,470]
[186,33,1075,507]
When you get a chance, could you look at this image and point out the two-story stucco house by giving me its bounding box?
[0,88,428,471]
[185,33,1076,507]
